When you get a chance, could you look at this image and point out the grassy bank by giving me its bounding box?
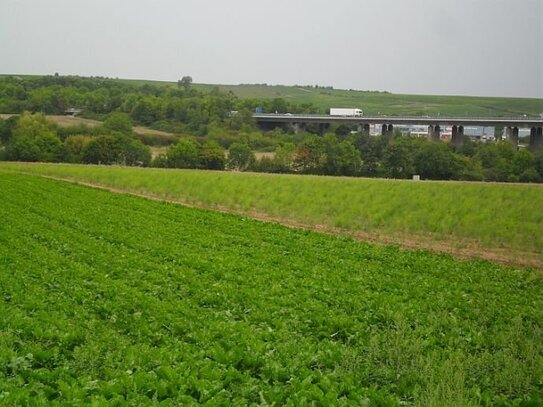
[115,78,543,116]
[0,172,541,405]
[1,162,541,266]
[193,83,543,116]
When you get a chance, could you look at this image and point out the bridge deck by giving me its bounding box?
[253,114,543,128]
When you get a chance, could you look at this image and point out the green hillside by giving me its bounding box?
[2,74,542,116]
[192,83,543,116]
[116,78,543,117]
[116,79,543,117]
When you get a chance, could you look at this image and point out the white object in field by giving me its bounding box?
[413,175,421,181]
[330,108,363,117]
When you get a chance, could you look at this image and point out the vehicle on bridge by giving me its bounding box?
[330,108,363,117]
[330,107,363,117]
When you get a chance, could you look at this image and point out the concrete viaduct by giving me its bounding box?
[253,114,543,150]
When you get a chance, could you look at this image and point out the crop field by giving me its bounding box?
[1,162,542,268]
[0,172,542,405]
[111,78,543,117]
[192,84,543,117]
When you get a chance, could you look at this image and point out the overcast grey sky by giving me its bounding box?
[1,0,541,98]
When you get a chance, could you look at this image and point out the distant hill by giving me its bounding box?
[192,84,543,117]
[113,78,543,117]
[2,74,542,117]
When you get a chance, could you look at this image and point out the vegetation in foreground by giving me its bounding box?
[0,173,541,405]
[2,162,542,267]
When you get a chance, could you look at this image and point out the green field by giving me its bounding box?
[0,172,542,405]
[1,162,542,268]
[192,84,543,117]
[113,78,543,117]
[3,74,542,117]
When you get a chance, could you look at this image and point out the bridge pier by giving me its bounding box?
[381,124,394,138]
[292,122,306,134]
[506,126,519,148]
[529,127,543,151]
[362,123,370,137]
[428,125,441,141]
[318,123,329,135]
[357,124,370,135]
[253,114,543,141]
[451,125,464,147]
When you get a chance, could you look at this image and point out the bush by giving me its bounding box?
[6,136,41,161]
[165,140,200,169]
[65,135,92,163]
[82,134,150,166]
[104,112,133,135]
[199,141,225,170]
[227,143,255,171]
[519,168,542,183]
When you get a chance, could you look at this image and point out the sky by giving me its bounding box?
[1,0,542,98]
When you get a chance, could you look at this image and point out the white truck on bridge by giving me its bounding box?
[330,108,363,117]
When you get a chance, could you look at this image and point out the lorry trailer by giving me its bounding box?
[330,108,363,117]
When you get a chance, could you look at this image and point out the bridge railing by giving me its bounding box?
[254,113,543,120]
[253,113,543,122]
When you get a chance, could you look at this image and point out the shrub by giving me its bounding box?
[227,143,255,171]
[199,141,225,170]
[165,140,200,169]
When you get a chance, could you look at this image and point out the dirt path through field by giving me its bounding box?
[16,172,542,270]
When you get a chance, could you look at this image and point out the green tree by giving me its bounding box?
[166,140,200,169]
[533,151,543,179]
[82,135,122,165]
[120,136,151,166]
[322,135,361,176]
[383,140,415,179]
[0,116,18,145]
[82,134,150,166]
[65,135,92,163]
[199,141,225,170]
[273,143,296,171]
[104,112,133,135]
[414,142,462,180]
[269,98,288,114]
[227,143,255,171]
[130,98,160,126]
[456,155,484,181]
[227,109,256,131]
[511,149,534,176]
[34,133,67,162]
[179,76,193,92]
[293,137,326,174]
[6,136,41,161]
[5,112,64,162]
[11,112,57,139]
[519,168,542,183]
[334,124,352,138]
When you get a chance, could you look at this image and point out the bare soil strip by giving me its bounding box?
[21,172,542,270]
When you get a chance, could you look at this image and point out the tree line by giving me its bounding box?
[0,75,314,134]
[0,75,542,182]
